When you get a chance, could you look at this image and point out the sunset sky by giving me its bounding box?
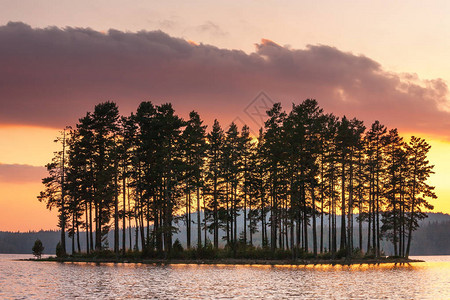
[1,1,450,231]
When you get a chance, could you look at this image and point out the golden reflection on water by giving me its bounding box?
[60,258,445,274]
[2,255,448,299]
[165,261,427,272]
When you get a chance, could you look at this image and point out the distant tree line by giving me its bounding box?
[4,215,448,255]
[38,99,436,258]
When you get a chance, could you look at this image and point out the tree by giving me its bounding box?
[335,116,365,255]
[284,99,323,255]
[381,129,405,256]
[32,239,44,259]
[55,242,65,258]
[156,103,185,253]
[38,99,437,259]
[365,120,387,257]
[89,102,121,251]
[65,128,90,254]
[205,120,225,249]
[74,115,95,253]
[251,128,268,247]
[182,111,207,249]
[38,127,70,256]
[405,136,436,257]
[263,103,287,252]
[137,103,185,253]
[223,122,242,249]
[239,125,253,246]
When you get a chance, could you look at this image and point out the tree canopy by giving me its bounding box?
[38,99,436,258]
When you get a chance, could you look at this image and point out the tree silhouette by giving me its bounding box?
[38,99,437,259]
[38,127,70,256]
[32,239,44,259]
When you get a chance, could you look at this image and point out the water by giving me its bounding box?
[0,254,449,299]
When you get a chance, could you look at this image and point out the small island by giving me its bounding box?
[32,256,423,266]
[37,100,436,265]
[29,242,424,266]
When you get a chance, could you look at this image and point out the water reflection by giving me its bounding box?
[0,255,448,299]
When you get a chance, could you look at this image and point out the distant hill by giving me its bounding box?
[0,230,61,255]
[1,212,449,255]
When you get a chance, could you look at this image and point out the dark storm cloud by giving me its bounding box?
[0,22,449,137]
[0,163,46,183]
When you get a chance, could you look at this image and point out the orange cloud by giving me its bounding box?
[260,38,281,47]
[187,40,198,46]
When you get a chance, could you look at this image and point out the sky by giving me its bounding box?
[1,0,450,231]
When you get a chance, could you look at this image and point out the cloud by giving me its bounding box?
[196,21,228,37]
[0,163,47,183]
[158,19,178,30]
[0,22,449,138]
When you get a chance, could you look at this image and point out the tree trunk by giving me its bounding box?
[114,166,119,255]
[347,153,353,256]
[406,165,418,258]
[311,185,317,257]
[122,175,126,255]
[76,216,81,253]
[197,185,202,249]
[85,202,90,254]
[89,201,93,252]
[243,183,247,245]
[213,174,218,249]
[340,157,346,252]
[186,188,191,249]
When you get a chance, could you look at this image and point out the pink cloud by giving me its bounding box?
[0,22,449,138]
[0,163,46,183]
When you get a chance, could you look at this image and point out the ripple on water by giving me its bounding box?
[0,255,449,299]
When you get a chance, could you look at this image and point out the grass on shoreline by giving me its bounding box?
[27,244,424,265]
[32,256,423,266]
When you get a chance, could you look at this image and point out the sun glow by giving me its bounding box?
[400,133,450,213]
[0,125,59,166]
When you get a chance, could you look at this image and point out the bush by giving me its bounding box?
[172,239,184,253]
[142,246,158,258]
[32,239,44,259]
[364,248,376,259]
[352,248,364,259]
[55,242,66,258]
[90,249,116,259]
[167,239,184,259]
[335,248,348,259]
[196,242,217,259]
[274,248,292,260]
[125,249,142,260]
[317,251,332,260]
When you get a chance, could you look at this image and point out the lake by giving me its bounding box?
[0,254,449,299]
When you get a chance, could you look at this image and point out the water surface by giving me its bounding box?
[0,254,449,299]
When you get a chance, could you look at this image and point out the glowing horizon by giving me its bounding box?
[0,116,449,232]
[1,2,450,231]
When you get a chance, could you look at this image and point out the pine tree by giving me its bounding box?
[263,103,287,252]
[239,125,253,245]
[405,136,436,257]
[89,102,121,250]
[205,120,225,249]
[38,127,70,256]
[183,111,207,249]
[38,99,437,259]
[32,239,44,259]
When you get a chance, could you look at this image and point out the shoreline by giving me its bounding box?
[24,257,424,266]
